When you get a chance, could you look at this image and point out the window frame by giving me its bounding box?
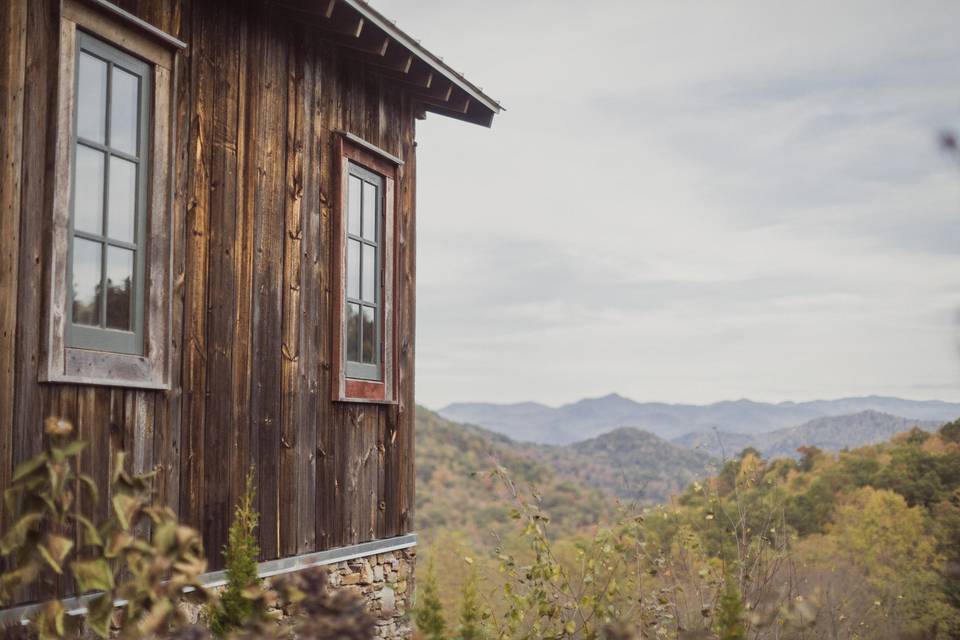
[40,0,183,389]
[65,32,150,356]
[343,163,384,381]
[332,133,401,404]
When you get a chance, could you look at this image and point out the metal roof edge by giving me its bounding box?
[342,0,504,116]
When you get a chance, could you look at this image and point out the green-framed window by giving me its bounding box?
[66,32,150,356]
[344,162,384,381]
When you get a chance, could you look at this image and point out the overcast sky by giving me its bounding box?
[374,0,960,409]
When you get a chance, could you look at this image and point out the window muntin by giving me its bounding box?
[344,162,384,381]
[65,33,150,356]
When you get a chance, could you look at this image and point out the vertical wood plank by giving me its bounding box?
[295,32,321,556]
[397,95,417,535]
[0,0,26,530]
[76,388,111,531]
[279,27,307,558]
[179,0,213,531]
[249,10,288,560]
[155,0,190,516]
[315,41,339,552]
[12,0,58,494]
[230,0,254,532]
[132,391,154,540]
[201,0,243,569]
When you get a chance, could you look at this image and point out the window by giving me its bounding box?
[344,165,384,381]
[333,133,401,403]
[41,0,183,388]
[67,33,149,356]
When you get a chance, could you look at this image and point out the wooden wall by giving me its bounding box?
[0,0,417,592]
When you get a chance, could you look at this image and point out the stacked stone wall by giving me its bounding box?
[325,548,415,639]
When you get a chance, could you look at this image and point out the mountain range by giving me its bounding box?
[673,409,945,459]
[417,403,956,517]
[517,427,716,503]
[416,407,715,522]
[439,394,960,445]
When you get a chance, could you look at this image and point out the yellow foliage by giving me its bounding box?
[736,453,764,488]
[831,487,935,583]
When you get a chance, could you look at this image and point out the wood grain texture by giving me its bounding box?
[295,30,321,556]
[179,0,213,537]
[13,0,59,490]
[315,41,341,551]
[230,0,254,539]
[0,0,27,533]
[154,0,189,515]
[279,27,309,557]
[249,6,288,561]
[3,0,422,598]
[200,0,243,567]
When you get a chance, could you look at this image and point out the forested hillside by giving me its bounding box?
[416,409,960,639]
[415,407,613,543]
[519,426,716,503]
[674,409,944,459]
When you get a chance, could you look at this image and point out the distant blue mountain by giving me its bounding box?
[438,393,960,445]
[673,410,945,459]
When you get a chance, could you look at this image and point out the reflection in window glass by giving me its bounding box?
[106,247,133,330]
[362,181,377,241]
[361,244,375,302]
[348,176,362,236]
[361,306,375,364]
[346,303,361,362]
[72,238,102,326]
[77,52,107,143]
[108,156,137,242]
[74,146,105,235]
[347,239,361,299]
[344,161,386,381]
[67,34,150,356]
[110,67,140,155]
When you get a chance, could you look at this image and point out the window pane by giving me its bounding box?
[72,238,102,326]
[361,306,376,364]
[110,67,140,155]
[105,247,133,330]
[107,156,136,242]
[348,175,362,236]
[347,239,360,299]
[74,146,104,235]
[362,181,377,241]
[346,303,361,362]
[77,52,107,143]
[361,244,376,303]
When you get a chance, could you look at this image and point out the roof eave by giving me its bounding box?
[340,0,503,127]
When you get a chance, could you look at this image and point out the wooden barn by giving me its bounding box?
[0,0,500,632]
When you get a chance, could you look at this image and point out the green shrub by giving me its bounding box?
[457,564,486,640]
[209,469,260,636]
[414,559,446,640]
[715,577,747,640]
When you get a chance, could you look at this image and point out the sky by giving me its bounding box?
[373,0,960,409]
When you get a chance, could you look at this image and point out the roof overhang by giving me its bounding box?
[274,0,503,127]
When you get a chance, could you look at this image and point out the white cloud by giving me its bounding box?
[373,0,960,407]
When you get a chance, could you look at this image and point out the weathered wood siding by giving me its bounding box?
[0,0,417,591]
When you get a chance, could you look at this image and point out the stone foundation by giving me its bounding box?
[325,548,415,639]
[179,547,416,639]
